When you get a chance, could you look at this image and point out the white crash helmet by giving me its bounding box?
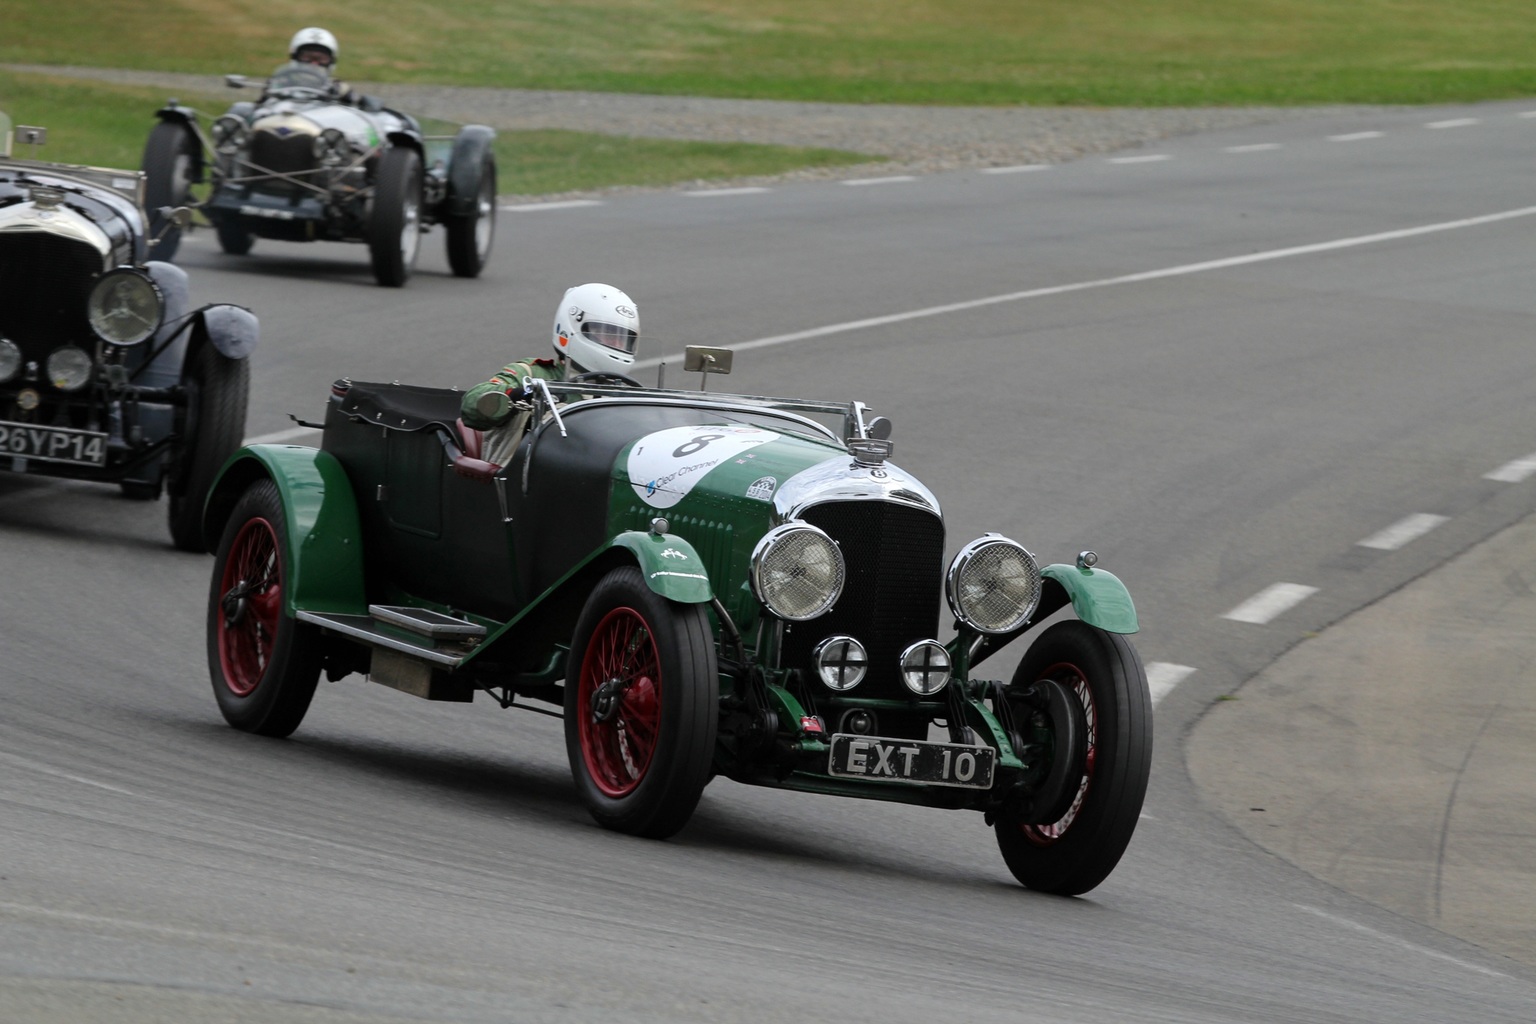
[289,27,339,66]
[552,283,639,374]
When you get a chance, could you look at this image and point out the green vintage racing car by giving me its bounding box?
[201,355,1152,895]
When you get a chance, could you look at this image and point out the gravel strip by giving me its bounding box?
[6,63,1384,199]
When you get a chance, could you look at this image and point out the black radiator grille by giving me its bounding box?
[780,500,945,700]
[247,130,318,182]
[0,234,99,351]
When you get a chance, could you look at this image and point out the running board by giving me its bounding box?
[297,606,489,702]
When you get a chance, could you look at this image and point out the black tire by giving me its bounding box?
[142,121,199,261]
[994,620,1152,896]
[206,478,322,737]
[445,153,496,278]
[167,343,250,553]
[215,216,255,256]
[564,565,718,838]
[368,146,423,287]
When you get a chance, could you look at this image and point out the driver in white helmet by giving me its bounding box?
[461,283,640,467]
[266,27,357,104]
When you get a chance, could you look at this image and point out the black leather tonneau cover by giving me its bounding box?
[334,380,463,433]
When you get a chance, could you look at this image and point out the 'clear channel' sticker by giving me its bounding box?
[628,425,779,509]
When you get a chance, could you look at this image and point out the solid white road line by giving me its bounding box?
[1145,663,1196,706]
[500,199,603,211]
[2,753,135,796]
[840,175,916,186]
[1108,154,1172,164]
[1222,583,1318,624]
[634,201,1536,370]
[1426,118,1480,129]
[1357,513,1449,551]
[1295,905,1506,978]
[685,187,770,196]
[245,425,320,445]
[1520,111,1536,119]
[1484,452,1536,483]
[1330,131,1384,142]
[980,164,1049,174]
[1225,143,1281,153]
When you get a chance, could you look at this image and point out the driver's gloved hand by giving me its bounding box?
[474,389,512,425]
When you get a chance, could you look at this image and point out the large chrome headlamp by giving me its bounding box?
[0,337,21,383]
[210,115,248,155]
[946,535,1043,635]
[312,127,349,165]
[87,268,164,347]
[750,522,845,621]
[46,347,93,391]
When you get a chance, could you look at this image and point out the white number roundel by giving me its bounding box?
[627,425,779,509]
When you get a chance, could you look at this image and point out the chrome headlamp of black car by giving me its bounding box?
[946,535,1043,635]
[87,267,164,347]
[0,337,21,383]
[750,522,846,621]
[46,346,93,391]
[312,127,349,166]
[210,115,248,155]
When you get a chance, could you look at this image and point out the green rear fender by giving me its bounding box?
[1040,564,1139,634]
[610,531,713,603]
[203,445,367,617]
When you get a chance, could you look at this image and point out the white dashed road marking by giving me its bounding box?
[500,199,603,212]
[1484,453,1536,483]
[1223,584,1319,624]
[1225,143,1281,153]
[840,175,916,186]
[1145,663,1196,705]
[685,187,770,197]
[1426,118,1480,129]
[1330,131,1383,142]
[1108,154,1172,164]
[980,164,1049,174]
[1295,905,1506,978]
[1357,513,1449,551]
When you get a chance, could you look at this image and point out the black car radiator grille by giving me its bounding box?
[780,500,945,700]
[0,234,98,350]
[247,130,318,181]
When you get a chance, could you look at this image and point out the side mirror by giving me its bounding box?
[683,345,733,391]
[866,415,893,440]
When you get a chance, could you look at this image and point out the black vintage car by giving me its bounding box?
[0,113,257,551]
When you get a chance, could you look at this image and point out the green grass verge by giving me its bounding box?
[5,1,1536,106]
[1,70,871,194]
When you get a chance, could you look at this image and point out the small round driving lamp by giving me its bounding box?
[46,346,93,392]
[211,115,247,154]
[899,640,952,696]
[813,635,868,691]
[87,268,164,347]
[0,337,21,383]
[750,522,845,622]
[313,127,348,165]
[946,535,1043,635]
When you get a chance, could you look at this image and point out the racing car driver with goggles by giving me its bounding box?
[267,27,357,105]
[461,283,641,467]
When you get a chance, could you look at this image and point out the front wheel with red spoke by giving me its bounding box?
[564,565,717,839]
[994,619,1152,895]
[206,478,322,737]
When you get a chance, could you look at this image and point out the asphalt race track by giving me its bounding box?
[5,99,1536,1022]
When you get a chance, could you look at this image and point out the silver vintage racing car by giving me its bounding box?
[143,63,497,287]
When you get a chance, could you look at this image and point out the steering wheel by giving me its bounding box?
[569,370,644,388]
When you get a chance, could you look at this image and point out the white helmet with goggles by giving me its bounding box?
[552,283,639,374]
[289,27,339,66]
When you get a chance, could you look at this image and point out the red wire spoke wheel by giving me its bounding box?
[205,479,322,737]
[565,566,718,839]
[994,620,1152,895]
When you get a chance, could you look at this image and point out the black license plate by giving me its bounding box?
[0,420,109,468]
[828,733,996,790]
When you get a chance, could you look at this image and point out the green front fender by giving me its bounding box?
[1041,564,1139,634]
[203,445,367,617]
[610,531,713,603]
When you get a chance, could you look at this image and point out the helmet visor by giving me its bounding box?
[581,320,637,355]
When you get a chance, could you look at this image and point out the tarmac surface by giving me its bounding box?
[1188,510,1536,969]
